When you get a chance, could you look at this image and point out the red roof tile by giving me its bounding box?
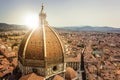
[53,75,64,80]
[20,73,44,80]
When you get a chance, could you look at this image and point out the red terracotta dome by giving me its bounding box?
[65,67,77,80]
[18,4,64,67]
[53,75,64,80]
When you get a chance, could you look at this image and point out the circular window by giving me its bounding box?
[53,66,57,71]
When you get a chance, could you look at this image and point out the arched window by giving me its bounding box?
[32,68,38,73]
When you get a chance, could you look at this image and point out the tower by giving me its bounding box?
[18,3,65,80]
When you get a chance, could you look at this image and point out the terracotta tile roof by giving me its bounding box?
[0,72,6,77]
[53,75,64,80]
[11,58,17,67]
[65,67,77,80]
[4,51,16,58]
[65,53,80,62]
[0,55,4,58]
[116,70,120,74]
[19,73,44,80]
[87,65,97,73]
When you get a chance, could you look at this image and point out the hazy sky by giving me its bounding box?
[0,0,120,27]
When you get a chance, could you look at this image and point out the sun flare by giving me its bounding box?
[24,13,39,29]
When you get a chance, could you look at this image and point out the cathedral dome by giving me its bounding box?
[65,67,77,80]
[18,4,64,67]
[53,75,64,80]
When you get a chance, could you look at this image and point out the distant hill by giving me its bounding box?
[0,23,120,32]
[56,26,120,32]
[0,23,28,31]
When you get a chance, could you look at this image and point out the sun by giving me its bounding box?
[24,13,39,29]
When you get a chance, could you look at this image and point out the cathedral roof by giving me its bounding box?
[18,4,64,67]
[19,73,44,80]
[53,75,64,80]
[65,67,77,80]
